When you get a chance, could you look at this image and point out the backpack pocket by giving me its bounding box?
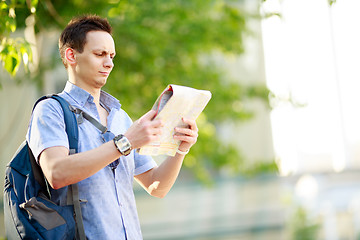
[20,197,66,230]
[19,196,76,240]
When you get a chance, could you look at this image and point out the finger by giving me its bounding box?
[182,118,198,131]
[139,109,157,122]
[174,134,197,144]
[150,119,164,128]
[174,127,198,137]
[148,126,163,136]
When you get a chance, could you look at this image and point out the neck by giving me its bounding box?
[68,72,102,105]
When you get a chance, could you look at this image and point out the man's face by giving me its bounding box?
[73,30,116,89]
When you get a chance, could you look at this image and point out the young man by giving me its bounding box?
[27,15,198,239]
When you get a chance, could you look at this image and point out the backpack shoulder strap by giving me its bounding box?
[69,106,107,134]
[50,95,79,153]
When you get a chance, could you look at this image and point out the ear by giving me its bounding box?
[65,48,76,66]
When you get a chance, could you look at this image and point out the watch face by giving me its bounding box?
[119,138,130,150]
[114,135,132,156]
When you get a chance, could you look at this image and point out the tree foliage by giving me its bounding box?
[0,0,35,77]
[1,0,278,183]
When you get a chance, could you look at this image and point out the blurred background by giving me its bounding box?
[1,0,360,239]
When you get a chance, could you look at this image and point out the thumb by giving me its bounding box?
[139,109,157,123]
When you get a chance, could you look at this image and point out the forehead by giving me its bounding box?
[84,31,115,52]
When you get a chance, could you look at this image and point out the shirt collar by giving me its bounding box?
[63,81,121,110]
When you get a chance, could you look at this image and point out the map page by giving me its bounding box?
[138,84,212,156]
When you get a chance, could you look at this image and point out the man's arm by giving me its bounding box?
[39,110,162,189]
[134,118,198,198]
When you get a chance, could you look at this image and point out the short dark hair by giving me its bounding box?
[59,15,112,67]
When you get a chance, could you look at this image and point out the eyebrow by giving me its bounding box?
[93,49,116,56]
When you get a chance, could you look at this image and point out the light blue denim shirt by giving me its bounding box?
[26,81,157,239]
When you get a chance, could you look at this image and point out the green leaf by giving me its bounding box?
[4,54,14,75]
[1,41,21,76]
[328,0,337,6]
[31,0,39,8]
[0,2,8,11]
[6,16,16,32]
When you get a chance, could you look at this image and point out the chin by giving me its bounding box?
[95,78,108,88]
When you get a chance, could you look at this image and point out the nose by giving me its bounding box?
[104,56,114,69]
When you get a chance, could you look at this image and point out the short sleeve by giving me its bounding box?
[26,99,69,161]
[133,150,157,176]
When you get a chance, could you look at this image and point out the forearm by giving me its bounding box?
[136,117,198,198]
[40,141,121,189]
[136,153,185,198]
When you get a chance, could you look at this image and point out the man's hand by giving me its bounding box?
[125,110,163,149]
[173,118,198,153]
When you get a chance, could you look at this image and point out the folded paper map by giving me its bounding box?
[138,84,212,156]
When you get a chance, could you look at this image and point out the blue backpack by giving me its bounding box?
[4,95,86,240]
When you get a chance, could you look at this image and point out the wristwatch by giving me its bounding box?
[113,134,132,156]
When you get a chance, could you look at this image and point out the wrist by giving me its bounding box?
[113,134,132,156]
[176,148,190,155]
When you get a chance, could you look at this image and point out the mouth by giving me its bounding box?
[99,71,110,76]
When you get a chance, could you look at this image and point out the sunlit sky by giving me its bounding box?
[261,0,360,175]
